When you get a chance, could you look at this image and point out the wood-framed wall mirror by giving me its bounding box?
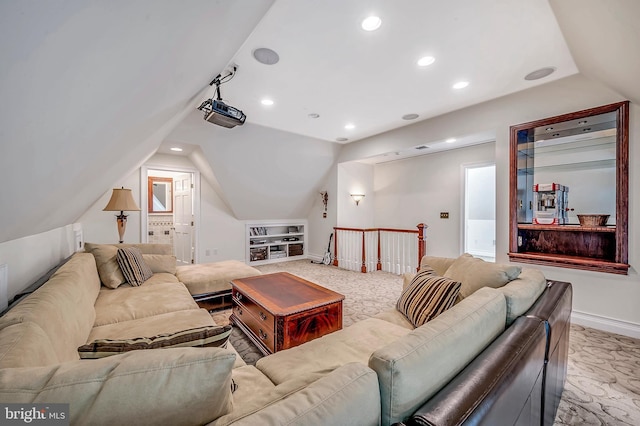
[508,101,629,274]
[148,176,173,214]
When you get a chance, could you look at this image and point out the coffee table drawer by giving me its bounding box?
[233,290,275,329]
[232,303,275,353]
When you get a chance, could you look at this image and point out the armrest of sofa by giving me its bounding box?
[525,280,573,426]
[0,347,236,426]
[402,316,547,426]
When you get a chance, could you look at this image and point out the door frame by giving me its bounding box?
[460,161,496,261]
[141,165,201,264]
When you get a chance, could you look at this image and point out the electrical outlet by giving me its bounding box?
[440,212,449,219]
[213,248,218,255]
[205,249,211,256]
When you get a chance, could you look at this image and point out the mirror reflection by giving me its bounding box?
[148,177,173,213]
[519,111,617,226]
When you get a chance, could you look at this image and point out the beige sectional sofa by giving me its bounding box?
[0,247,567,426]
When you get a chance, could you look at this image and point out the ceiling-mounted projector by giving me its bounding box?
[200,99,246,128]
[197,66,246,128]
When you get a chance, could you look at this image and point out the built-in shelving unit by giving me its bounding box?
[246,221,307,265]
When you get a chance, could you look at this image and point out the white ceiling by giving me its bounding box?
[215,0,578,144]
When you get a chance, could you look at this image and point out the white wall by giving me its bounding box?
[373,143,495,258]
[78,153,249,263]
[0,225,80,303]
[339,73,640,336]
[307,163,338,260]
[337,162,375,228]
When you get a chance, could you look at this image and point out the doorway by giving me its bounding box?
[142,167,199,265]
[463,163,496,262]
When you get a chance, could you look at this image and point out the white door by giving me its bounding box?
[173,173,194,265]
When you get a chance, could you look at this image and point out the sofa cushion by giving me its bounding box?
[0,321,59,367]
[419,255,464,276]
[88,308,215,341]
[117,247,153,286]
[176,260,261,296]
[0,347,235,426]
[0,253,101,363]
[115,243,173,255]
[218,363,381,426]
[444,254,522,299]
[142,254,177,274]
[78,324,232,359]
[373,309,415,330]
[370,287,507,425]
[498,268,547,325]
[396,269,461,327]
[255,317,411,385]
[93,282,198,326]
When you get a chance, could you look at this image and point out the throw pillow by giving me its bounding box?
[396,269,461,328]
[444,254,522,299]
[78,324,233,359]
[84,242,126,288]
[1,348,235,425]
[116,247,153,286]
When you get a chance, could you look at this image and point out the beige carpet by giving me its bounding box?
[213,259,640,425]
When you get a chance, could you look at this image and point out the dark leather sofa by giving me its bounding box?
[396,280,572,426]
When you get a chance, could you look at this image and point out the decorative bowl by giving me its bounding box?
[577,214,610,227]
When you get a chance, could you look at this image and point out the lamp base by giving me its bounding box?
[116,213,128,244]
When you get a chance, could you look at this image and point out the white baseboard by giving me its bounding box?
[571,311,640,339]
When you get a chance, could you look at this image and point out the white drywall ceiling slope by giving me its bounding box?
[168,111,340,220]
[549,0,640,105]
[0,0,274,244]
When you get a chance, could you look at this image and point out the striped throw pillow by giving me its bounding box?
[116,247,153,286]
[78,325,233,359]
[396,268,462,327]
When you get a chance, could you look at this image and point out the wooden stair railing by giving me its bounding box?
[333,223,427,273]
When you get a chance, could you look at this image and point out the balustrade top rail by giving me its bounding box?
[333,224,427,272]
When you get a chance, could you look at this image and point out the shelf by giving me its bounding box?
[517,224,615,233]
[249,232,303,239]
[249,241,304,248]
[508,252,629,275]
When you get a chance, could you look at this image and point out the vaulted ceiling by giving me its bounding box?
[1,0,638,244]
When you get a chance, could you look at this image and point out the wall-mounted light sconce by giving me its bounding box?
[350,194,365,206]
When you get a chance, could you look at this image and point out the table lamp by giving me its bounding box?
[103,187,140,243]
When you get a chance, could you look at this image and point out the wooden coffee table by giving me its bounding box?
[230,272,344,355]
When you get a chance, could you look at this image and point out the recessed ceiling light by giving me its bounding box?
[402,114,419,120]
[308,113,320,119]
[253,47,280,65]
[261,99,274,106]
[445,138,456,143]
[452,81,469,90]
[361,16,382,31]
[524,67,556,81]
[336,137,349,142]
[170,147,183,152]
[417,56,435,67]
[344,123,355,130]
